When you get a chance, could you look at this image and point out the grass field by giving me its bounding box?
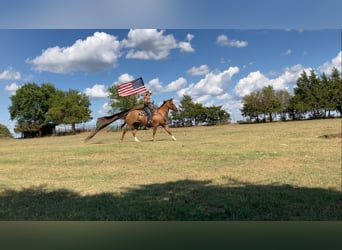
[0,119,341,220]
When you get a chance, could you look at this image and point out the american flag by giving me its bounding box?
[117,77,147,97]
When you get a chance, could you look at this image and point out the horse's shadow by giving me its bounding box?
[1,178,341,220]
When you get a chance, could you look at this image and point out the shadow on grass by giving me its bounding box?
[0,179,341,220]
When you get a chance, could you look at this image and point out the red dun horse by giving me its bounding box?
[120,98,178,142]
[84,99,178,143]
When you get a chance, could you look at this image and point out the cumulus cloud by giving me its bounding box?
[28,32,121,73]
[234,71,268,97]
[216,35,248,48]
[122,29,194,60]
[0,68,21,80]
[178,33,195,53]
[187,64,210,76]
[147,78,164,93]
[84,84,109,98]
[165,77,187,91]
[147,77,187,94]
[26,30,195,73]
[5,83,20,95]
[178,66,239,98]
[318,51,342,74]
[112,73,135,86]
[98,102,112,116]
[234,64,308,97]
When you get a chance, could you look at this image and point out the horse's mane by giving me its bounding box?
[161,98,173,105]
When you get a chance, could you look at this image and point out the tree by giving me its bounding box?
[0,124,12,138]
[260,86,281,122]
[288,94,306,120]
[241,91,263,122]
[242,86,289,122]
[321,72,335,117]
[49,89,92,134]
[291,68,342,119]
[275,89,292,120]
[308,69,324,118]
[203,105,230,124]
[9,82,57,136]
[177,95,230,125]
[107,85,143,113]
[178,95,195,120]
[329,67,342,114]
[293,70,312,116]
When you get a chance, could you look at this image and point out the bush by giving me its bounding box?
[0,124,12,138]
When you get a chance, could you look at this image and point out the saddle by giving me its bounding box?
[133,104,156,127]
[133,104,157,115]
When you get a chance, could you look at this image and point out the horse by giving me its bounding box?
[84,98,178,143]
[120,98,178,142]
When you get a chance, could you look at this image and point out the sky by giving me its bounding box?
[0,1,341,136]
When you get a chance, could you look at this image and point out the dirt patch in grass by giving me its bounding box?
[319,133,342,139]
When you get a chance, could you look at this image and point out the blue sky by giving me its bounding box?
[0,1,341,135]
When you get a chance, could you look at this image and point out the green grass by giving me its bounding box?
[0,119,341,220]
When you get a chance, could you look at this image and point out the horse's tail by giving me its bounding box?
[84,109,130,142]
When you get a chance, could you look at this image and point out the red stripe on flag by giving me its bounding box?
[117,78,147,96]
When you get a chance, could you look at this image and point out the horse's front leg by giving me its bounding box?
[162,124,176,141]
[152,126,158,142]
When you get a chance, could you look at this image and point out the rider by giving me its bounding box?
[143,91,153,126]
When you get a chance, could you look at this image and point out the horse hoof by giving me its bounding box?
[171,136,177,141]
[134,137,141,142]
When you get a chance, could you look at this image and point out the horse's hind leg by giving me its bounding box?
[132,123,141,142]
[120,125,130,142]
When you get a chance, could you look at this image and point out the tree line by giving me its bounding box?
[8,83,231,138]
[241,68,342,122]
[9,83,91,137]
[7,68,341,137]
[172,95,230,126]
[107,86,231,126]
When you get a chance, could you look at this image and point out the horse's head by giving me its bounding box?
[166,98,178,112]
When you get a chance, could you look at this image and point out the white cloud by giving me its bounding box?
[187,64,210,75]
[318,51,342,74]
[281,49,292,56]
[98,102,112,115]
[26,30,196,73]
[122,29,177,60]
[196,95,211,104]
[234,64,308,97]
[147,78,164,93]
[234,71,268,97]
[111,73,136,87]
[165,77,187,92]
[84,84,109,99]
[178,66,239,98]
[28,32,121,73]
[146,77,186,94]
[178,33,195,53]
[5,82,20,95]
[269,64,305,90]
[0,68,21,80]
[216,35,248,48]
[122,29,194,60]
